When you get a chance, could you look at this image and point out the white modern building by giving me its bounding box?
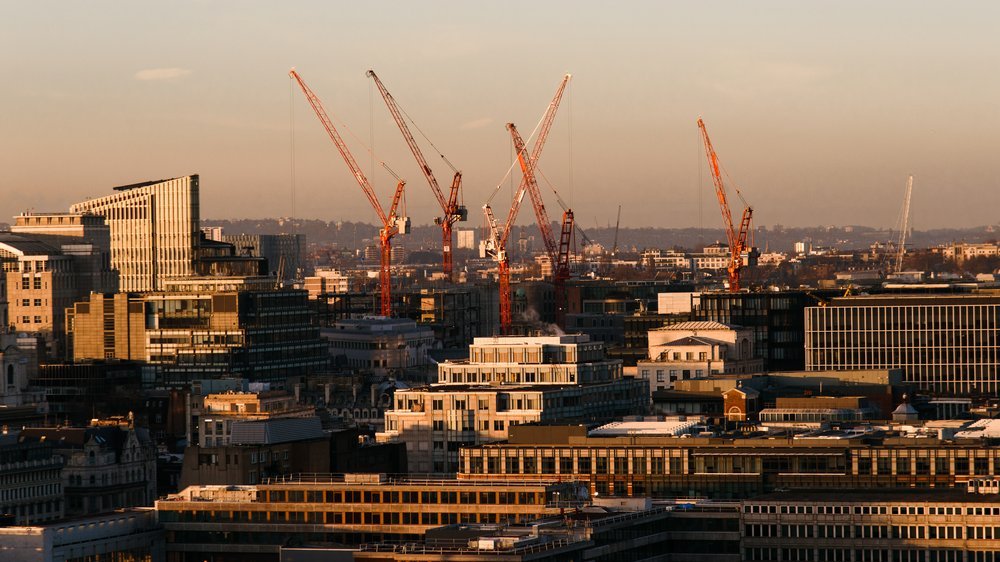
[70,175,200,292]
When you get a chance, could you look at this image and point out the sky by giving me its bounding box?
[2,1,999,230]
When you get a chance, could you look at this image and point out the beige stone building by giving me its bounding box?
[378,335,647,473]
[69,175,200,292]
[638,321,763,394]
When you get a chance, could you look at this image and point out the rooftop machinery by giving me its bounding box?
[697,117,757,292]
[482,74,571,333]
[367,70,467,282]
[290,69,409,317]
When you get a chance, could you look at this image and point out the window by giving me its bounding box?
[432,399,443,410]
[33,277,41,289]
[21,299,29,306]
[656,371,665,383]
[33,299,41,306]
[33,316,42,324]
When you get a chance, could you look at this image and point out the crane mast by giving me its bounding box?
[290,69,409,316]
[367,70,466,281]
[697,117,753,292]
[895,175,914,274]
[482,74,572,334]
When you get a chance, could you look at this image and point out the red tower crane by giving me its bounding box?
[366,70,466,282]
[290,69,409,316]
[697,117,754,292]
[507,122,574,327]
[481,74,571,333]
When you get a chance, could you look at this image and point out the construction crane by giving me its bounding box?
[894,175,914,274]
[275,254,286,290]
[611,204,622,257]
[367,70,467,282]
[697,117,756,292]
[481,74,571,333]
[289,69,409,317]
[507,122,574,327]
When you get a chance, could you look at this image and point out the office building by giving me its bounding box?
[156,475,579,561]
[66,288,329,382]
[69,175,201,291]
[179,417,329,488]
[458,420,1000,500]
[0,508,164,562]
[222,233,306,280]
[0,431,63,525]
[322,317,436,373]
[379,335,647,472]
[304,268,350,298]
[693,290,832,371]
[0,232,116,357]
[198,390,313,447]
[456,229,476,250]
[741,489,1000,561]
[805,294,1000,394]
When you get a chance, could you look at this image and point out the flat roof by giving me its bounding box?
[750,489,1000,504]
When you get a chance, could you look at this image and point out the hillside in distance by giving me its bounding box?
[202,218,1000,254]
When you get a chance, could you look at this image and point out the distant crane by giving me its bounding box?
[611,205,622,257]
[275,253,285,290]
[697,117,756,292]
[894,175,914,274]
[289,69,409,316]
[482,74,571,333]
[367,70,466,281]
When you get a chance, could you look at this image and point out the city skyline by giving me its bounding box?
[3,2,1000,230]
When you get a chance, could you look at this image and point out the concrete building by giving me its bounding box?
[304,268,350,298]
[180,417,329,488]
[459,418,1000,499]
[456,229,476,250]
[222,233,306,280]
[438,334,622,385]
[19,418,156,517]
[0,508,164,562]
[156,476,579,560]
[378,335,647,473]
[693,290,831,371]
[638,321,763,393]
[0,233,116,357]
[69,175,201,292]
[66,288,329,382]
[0,431,63,525]
[805,294,1000,394]
[199,390,313,447]
[322,317,436,373]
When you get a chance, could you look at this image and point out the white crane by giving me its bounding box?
[894,175,914,274]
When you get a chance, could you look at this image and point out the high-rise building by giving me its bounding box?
[805,294,1000,394]
[69,176,200,292]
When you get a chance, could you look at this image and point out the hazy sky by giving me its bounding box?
[2,2,999,230]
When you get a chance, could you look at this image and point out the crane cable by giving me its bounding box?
[485,101,550,206]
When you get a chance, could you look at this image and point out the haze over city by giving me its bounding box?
[3,2,1000,230]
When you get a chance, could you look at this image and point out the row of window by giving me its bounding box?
[746,548,971,562]
[746,504,1000,516]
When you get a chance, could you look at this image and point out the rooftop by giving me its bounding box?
[654,321,738,332]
